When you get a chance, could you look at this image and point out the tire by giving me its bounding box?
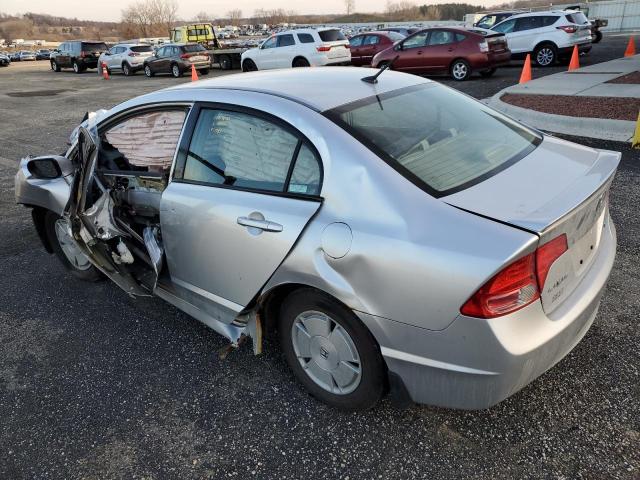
[198,68,209,75]
[72,61,81,74]
[450,59,471,81]
[593,30,603,44]
[44,211,101,282]
[242,59,257,72]
[279,289,386,411]
[479,67,496,78]
[171,63,182,78]
[144,64,154,77]
[122,62,133,76]
[50,60,61,72]
[534,44,557,67]
[292,57,310,68]
[219,55,232,70]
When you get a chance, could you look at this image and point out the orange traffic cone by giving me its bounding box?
[568,45,580,71]
[624,36,636,57]
[191,64,198,82]
[519,54,532,84]
[101,62,109,80]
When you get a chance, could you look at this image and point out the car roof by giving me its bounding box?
[506,10,566,18]
[167,67,430,112]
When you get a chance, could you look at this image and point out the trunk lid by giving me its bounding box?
[444,135,619,313]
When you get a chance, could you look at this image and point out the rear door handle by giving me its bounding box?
[237,216,283,232]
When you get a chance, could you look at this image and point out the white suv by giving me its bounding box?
[98,43,155,76]
[241,28,351,71]
[491,10,592,66]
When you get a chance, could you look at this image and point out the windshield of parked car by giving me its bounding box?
[325,83,541,196]
[319,29,346,41]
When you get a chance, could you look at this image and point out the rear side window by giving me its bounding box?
[182,109,321,195]
[297,33,315,44]
[515,16,544,31]
[428,30,455,45]
[541,16,560,26]
[82,42,107,52]
[183,44,206,52]
[318,29,346,42]
[566,12,589,24]
[278,34,296,47]
[455,33,466,42]
[326,83,540,197]
[131,45,153,52]
[403,31,428,49]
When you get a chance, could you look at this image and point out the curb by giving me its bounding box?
[488,92,635,142]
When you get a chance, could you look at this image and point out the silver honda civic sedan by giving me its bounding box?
[15,68,619,410]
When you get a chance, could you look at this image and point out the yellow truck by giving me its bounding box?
[169,24,247,69]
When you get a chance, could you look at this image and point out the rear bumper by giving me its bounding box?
[470,51,511,70]
[358,214,616,409]
[560,43,592,56]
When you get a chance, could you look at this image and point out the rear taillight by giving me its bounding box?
[80,51,86,58]
[461,253,539,318]
[128,52,140,57]
[479,40,489,53]
[535,234,568,289]
[461,234,567,319]
[317,46,331,52]
[557,25,578,33]
[180,53,190,59]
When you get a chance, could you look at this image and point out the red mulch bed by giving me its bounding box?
[501,93,640,121]
[606,71,640,84]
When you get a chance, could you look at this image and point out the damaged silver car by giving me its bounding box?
[16,68,619,410]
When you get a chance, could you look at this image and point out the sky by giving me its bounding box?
[1,0,499,22]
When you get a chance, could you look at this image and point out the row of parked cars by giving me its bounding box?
[45,9,595,81]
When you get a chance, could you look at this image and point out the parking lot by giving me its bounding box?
[0,34,638,479]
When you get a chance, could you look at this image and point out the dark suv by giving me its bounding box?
[50,41,108,73]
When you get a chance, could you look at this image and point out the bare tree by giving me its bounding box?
[194,11,211,22]
[121,0,177,38]
[344,0,355,15]
[226,9,242,26]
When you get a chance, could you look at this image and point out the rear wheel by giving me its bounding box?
[479,67,496,78]
[171,63,182,78]
[593,30,603,43]
[144,64,154,77]
[292,57,310,68]
[534,44,557,67]
[242,59,257,72]
[72,60,82,74]
[50,60,61,72]
[44,212,101,281]
[198,68,209,75]
[450,59,471,81]
[279,289,386,411]
[219,55,232,70]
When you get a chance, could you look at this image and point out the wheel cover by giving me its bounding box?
[123,64,129,74]
[291,310,362,395]
[54,219,91,270]
[145,66,151,76]
[452,62,467,79]
[73,63,78,72]
[51,61,56,70]
[172,65,179,76]
[537,48,554,65]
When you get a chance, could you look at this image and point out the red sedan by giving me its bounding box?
[348,31,405,66]
[371,27,511,81]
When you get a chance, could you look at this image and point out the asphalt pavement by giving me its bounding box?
[0,35,638,479]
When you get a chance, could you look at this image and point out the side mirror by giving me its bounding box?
[26,157,63,179]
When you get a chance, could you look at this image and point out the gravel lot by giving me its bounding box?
[0,35,638,479]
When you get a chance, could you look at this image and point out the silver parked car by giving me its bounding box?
[15,68,618,410]
[98,43,155,76]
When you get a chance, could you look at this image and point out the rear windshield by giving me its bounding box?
[325,83,540,197]
[566,12,589,24]
[318,29,346,42]
[131,45,153,52]
[82,42,107,52]
[183,44,206,52]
